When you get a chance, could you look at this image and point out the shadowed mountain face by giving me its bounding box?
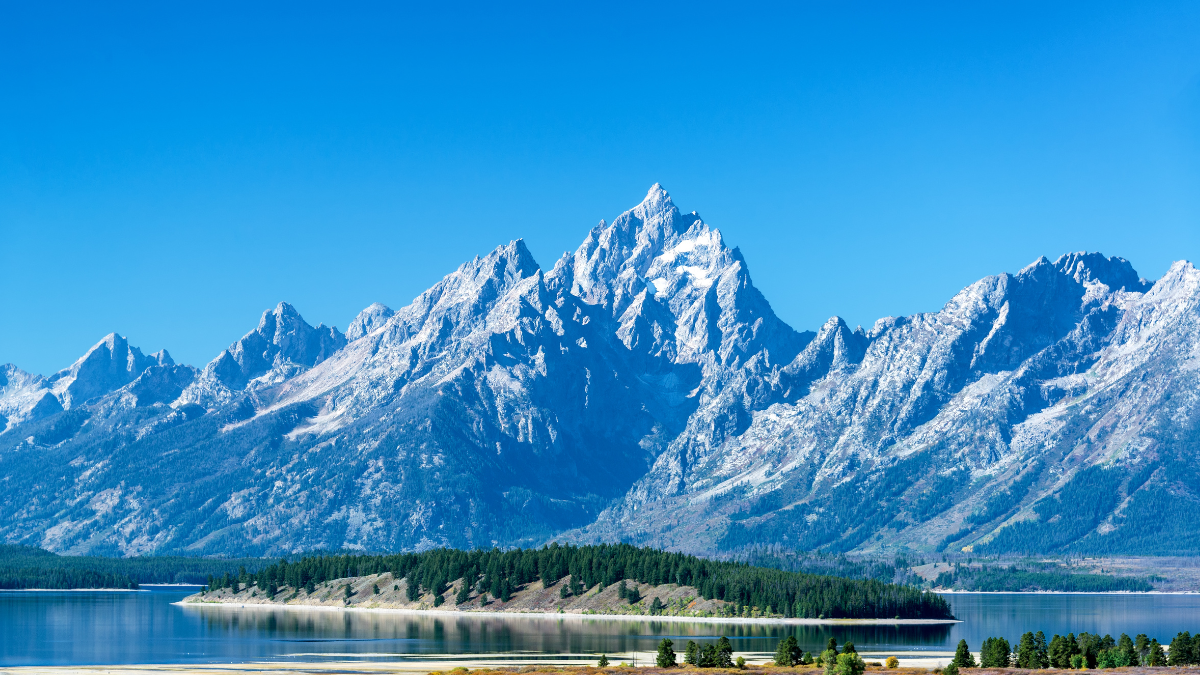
[1,186,1198,557]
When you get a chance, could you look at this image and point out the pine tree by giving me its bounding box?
[716,637,734,668]
[598,655,609,667]
[1016,632,1045,669]
[1168,632,1193,666]
[1135,634,1150,662]
[685,641,700,666]
[700,643,718,668]
[1049,634,1079,669]
[1118,634,1138,666]
[1147,640,1166,666]
[953,639,977,668]
[657,638,677,668]
[775,636,800,667]
[980,637,1010,667]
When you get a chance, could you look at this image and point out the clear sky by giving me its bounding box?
[3,1,1199,375]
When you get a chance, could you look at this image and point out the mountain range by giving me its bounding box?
[2,185,1197,558]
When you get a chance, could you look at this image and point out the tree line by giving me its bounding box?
[933,631,1200,672]
[207,543,953,619]
[0,545,265,589]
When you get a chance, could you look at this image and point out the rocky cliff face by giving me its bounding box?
[1,186,1197,557]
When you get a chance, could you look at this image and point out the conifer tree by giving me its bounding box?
[775,636,801,667]
[684,641,699,666]
[1118,634,1138,666]
[1169,632,1193,666]
[1016,631,1047,669]
[1135,634,1150,662]
[657,639,677,668]
[1147,640,1166,666]
[716,637,734,668]
[980,637,1010,667]
[953,640,977,668]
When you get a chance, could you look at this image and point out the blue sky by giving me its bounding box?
[3,1,1199,375]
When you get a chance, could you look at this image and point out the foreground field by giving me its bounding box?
[3,664,1200,675]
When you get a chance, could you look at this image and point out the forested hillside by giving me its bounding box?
[201,544,952,619]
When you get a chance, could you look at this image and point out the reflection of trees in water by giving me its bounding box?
[185,607,952,656]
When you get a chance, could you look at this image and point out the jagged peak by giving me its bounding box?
[347,302,395,341]
[1052,251,1151,292]
[458,239,541,283]
[638,182,672,213]
[257,301,305,332]
[149,349,175,367]
[1017,255,1054,277]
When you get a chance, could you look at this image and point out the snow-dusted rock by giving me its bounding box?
[1,187,1197,558]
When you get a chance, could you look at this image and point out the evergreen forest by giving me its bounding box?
[207,543,953,619]
[0,545,265,589]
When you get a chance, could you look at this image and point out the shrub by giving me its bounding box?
[885,657,899,669]
[833,652,866,675]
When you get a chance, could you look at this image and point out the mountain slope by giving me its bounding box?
[572,253,1200,556]
[1,185,1197,558]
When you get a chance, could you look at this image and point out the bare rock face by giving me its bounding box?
[1,186,1197,558]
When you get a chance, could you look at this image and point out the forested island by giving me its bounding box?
[189,544,954,620]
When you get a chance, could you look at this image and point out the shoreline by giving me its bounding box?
[934,590,1200,595]
[175,600,959,625]
[0,588,143,593]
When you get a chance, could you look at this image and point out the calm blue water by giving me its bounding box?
[3,588,1199,666]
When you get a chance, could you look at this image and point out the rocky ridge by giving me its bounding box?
[1,185,1197,557]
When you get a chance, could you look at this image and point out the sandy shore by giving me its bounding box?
[177,600,958,625]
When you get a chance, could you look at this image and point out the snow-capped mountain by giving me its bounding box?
[1,185,1197,557]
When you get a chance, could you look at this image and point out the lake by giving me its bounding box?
[3,587,1199,666]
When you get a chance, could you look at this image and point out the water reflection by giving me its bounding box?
[182,603,953,658]
[4,588,1200,666]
